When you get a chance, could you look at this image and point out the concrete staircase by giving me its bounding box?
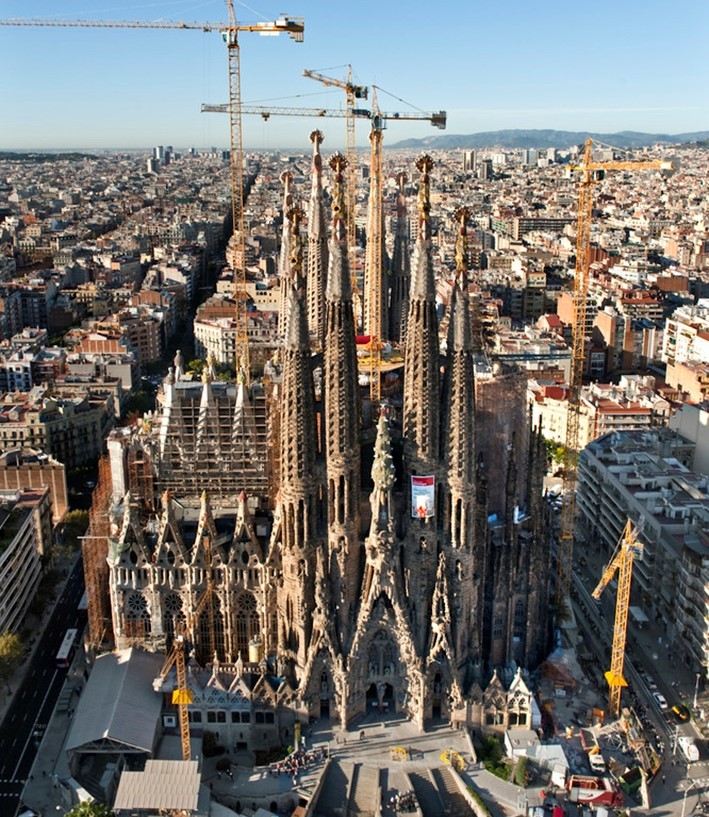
[432,766,475,816]
[409,771,445,817]
[349,764,379,816]
[313,760,354,817]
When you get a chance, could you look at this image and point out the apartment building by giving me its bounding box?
[0,487,53,634]
[662,301,709,367]
[0,390,107,469]
[576,429,709,676]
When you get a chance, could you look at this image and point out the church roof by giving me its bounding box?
[66,648,163,754]
[113,760,201,812]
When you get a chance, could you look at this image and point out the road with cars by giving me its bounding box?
[571,549,709,816]
[0,558,84,816]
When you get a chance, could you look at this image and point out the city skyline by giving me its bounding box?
[1,0,707,150]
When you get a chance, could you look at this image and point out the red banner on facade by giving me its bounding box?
[411,475,435,519]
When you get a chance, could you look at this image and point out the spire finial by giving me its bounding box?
[330,152,348,242]
[371,409,396,492]
[280,170,293,203]
[416,154,434,241]
[310,130,324,174]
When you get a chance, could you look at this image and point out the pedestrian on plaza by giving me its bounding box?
[360,729,364,741]
[662,775,666,784]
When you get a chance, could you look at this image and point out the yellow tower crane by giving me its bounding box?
[302,66,368,314]
[364,88,384,403]
[153,505,217,761]
[0,9,305,387]
[557,139,674,607]
[591,518,644,720]
[363,88,446,402]
[202,98,446,370]
[153,587,213,761]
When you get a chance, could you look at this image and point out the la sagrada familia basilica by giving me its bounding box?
[103,139,552,751]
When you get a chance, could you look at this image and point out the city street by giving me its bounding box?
[0,557,84,815]
[570,535,708,817]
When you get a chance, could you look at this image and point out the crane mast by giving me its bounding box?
[202,98,446,375]
[591,519,643,719]
[223,2,304,383]
[557,139,674,607]
[1,9,304,387]
[153,494,218,761]
[225,1,248,382]
[365,89,385,403]
[303,66,368,322]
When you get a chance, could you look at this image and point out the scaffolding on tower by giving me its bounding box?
[82,455,114,650]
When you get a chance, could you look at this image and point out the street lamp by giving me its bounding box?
[693,672,701,711]
[681,779,698,817]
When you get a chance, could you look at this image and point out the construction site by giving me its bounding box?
[1,5,697,817]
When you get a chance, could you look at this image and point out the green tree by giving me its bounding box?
[187,358,205,376]
[0,631,23,691]
[66,803,113,817]
[121,390,155,421]
[514,755,528,787]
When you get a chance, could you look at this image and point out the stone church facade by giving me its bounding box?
[105,147,551,746]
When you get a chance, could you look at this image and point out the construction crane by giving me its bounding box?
[202,102,446,127]
[0,9,305,387]
[363,88,446,400]
[223,4,304,385]
[303,66,368,305]
[153,587,213,761]
[153,493,218,761]
[364,89,385,403]
[591,518,644,720]
[202,98,446,349]
[556,139,674,607]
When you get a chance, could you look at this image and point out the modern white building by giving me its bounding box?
[662,300,709,367]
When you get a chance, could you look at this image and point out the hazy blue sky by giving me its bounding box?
[1,0,707,150]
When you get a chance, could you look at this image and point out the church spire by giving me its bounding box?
[277,170,294,334]
[277,206,319,681]
[389,172,411,342]
[324,152,361,646]
[403,154,441,473]
[306,130,328,344]
[442,207,482,671]
[444,207,476,504]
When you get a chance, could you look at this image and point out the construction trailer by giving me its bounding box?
[567,775,623,808]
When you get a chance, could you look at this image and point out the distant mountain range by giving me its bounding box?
[389,129,709,150]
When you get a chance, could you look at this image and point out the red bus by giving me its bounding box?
[56,628,77,669]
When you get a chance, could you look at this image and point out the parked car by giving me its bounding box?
[653,692,669,710]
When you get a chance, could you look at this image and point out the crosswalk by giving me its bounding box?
[0,778,25,798]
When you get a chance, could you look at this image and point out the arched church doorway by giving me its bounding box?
[382,683,395,714]
[320,699,330,718]
[432,672,442,720]
[366,683,378,712]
